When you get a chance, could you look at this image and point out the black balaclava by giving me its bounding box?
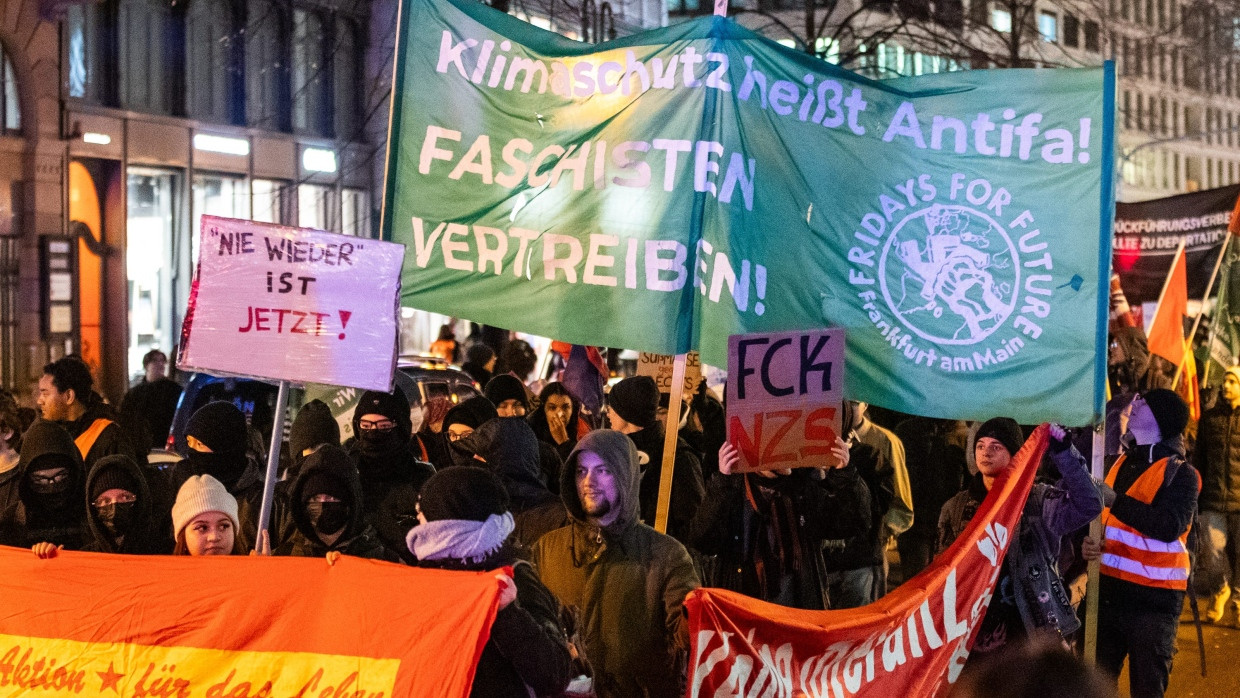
[302,470,352,538]
[441,397,499,468]
[352,386,412,462]
[288,399,340,478]
[185,401,250,487]
[89,459,141,540]
[18,421,86,531]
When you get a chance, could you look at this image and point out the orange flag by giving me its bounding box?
[1230,188,1240,234]
[1180,337,1201,421]
[1147,244,1188,367]
[0,549,502,697]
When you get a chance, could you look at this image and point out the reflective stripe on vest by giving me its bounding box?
[74,418,112,460]
[1099,453,1199,591]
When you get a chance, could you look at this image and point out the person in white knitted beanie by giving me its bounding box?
[172,474,249,555]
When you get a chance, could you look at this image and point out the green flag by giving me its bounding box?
[383,0,1115,425]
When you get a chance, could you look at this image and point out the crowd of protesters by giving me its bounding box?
[0,305,1224,698]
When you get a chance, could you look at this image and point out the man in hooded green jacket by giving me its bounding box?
[532,429,700,698]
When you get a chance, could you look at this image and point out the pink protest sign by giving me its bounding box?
[178,216,403,391]
[725,328,845,472]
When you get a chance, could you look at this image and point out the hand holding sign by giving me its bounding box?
[725,328,845,473]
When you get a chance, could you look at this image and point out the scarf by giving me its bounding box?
[406,512,515,564]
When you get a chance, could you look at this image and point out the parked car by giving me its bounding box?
[161,359,480,460]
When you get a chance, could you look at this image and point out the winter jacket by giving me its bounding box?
[1101,437,1201,615]
[822,444,883,572]
[346,438,436,564]
[119,377,183,449]
[60,400,139,471]
[8,420,87,549]
[276,445,400,561]
[82,454,172,554]
[1194,401,1240,513]
[626,425,705,544]
[465,418,569,550]
[937,440,1102,642]
[855,419,914,539]
[419,547,572,698]
[0,461,20,542]
[532,430,701,698]
[689,461,870,609]
[895,417,969,540]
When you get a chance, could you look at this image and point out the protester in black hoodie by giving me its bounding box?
[486,376,564,492]
[170,401,263,542]
[277,444,399,561]
[81,454,171,554]
[272,399,342,550]
[407,466,572,698]
[463,418,568,549]
[605,376,704,542]
[347,387,436,562]
[438,397,499,470]
[7,421,87,549]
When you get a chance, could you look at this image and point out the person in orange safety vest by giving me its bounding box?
[1082,388,1200,698]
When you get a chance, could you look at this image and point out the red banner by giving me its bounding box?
[0,548,500,697]
[685,424,1048,697]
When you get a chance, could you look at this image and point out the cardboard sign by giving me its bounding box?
[725,328,844,472]
[179,216,404,391]
[637,351,703,395]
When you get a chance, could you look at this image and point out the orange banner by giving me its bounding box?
[0,548,501,697]
[685,425,1047,697]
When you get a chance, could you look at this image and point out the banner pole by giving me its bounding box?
[256,380,290,552]
[654,353,688,534]
[1084,423,1105,664]
[1175,235,1231,388]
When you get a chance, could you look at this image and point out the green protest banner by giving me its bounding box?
[382,0,1115,425]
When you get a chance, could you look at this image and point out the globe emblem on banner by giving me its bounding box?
[878,204,1020,346]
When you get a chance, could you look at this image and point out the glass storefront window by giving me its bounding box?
[252,179,286,224]
[342,188,370,237]
[192,173,250,264]
[127,168,181,379]
[298,183,333,231]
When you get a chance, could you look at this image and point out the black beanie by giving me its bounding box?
[1142,388,1189,440]
[353,386,411,436]
[290,400,340,459]
[484,375,529,410]
[187,401,248,459]
[608,376,660,429]
[418,466,508,522]
[975,417,1025,456]
[300,470,352,503]
[89,459,140,502]
[442,396,499,431]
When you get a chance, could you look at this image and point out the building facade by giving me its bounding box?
[1,0,383,404]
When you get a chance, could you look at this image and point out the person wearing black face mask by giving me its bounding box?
[347,387,435,562]
[77,455,170,554]
[170,401,263,544]
[438,397,499,470]
[4,421,87,549]
[276,445,398,561]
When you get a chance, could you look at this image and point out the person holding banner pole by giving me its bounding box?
[937,418,1102,660]
[1082,389,1200,698]
[169,401,264,544]
[605,376,704,543]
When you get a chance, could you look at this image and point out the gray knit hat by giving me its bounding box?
[172,474,239,539]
